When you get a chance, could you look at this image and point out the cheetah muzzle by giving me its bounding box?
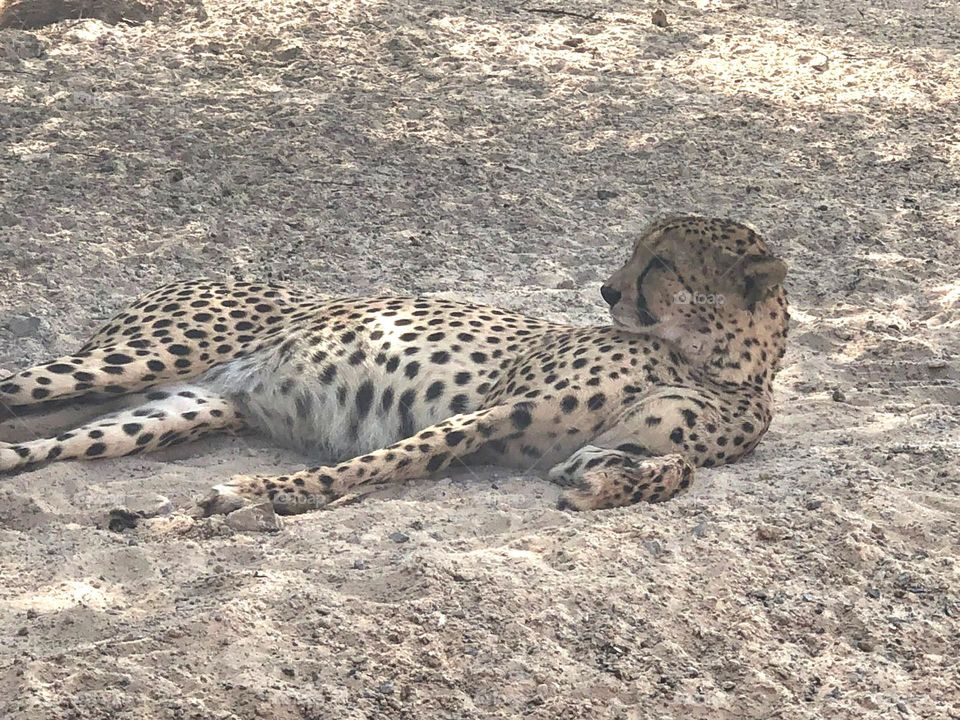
[0,215,789,514]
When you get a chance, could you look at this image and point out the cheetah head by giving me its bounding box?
[602,215,789,378]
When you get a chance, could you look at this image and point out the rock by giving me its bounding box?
[0,0,148,29]
[556,278,575,290]
[756,523,788,541]
[275,45,303,63]
[2,30,43,60]
[596,188,620,200]
[642,539,663,557]
[651,9,668,27]
[224,502,282,533]
[107,494,173,531]
[831,388,846,402]
[5,314,41,338]
[389,531,410,543]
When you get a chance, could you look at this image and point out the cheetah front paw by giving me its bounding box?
[556,454,694,511]
[197,475,262,516]
[197,472,338,517]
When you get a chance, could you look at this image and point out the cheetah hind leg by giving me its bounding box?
[0,384,245,473]
[549,445,694,511]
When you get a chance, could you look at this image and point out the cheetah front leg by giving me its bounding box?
[548,389,723,510]
[199,401,548,516]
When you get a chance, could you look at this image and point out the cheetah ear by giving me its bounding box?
[740,254,787,308]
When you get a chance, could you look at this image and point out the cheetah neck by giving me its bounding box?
[703,296,790,394]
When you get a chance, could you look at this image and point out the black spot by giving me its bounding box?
[168,344,190,356]
[741,421,755,433]
[449,394,469,414]
[147,360,165,372]
[146,391,169,401]
[425,381,444,401]
[398,389,417,437]
[454,371,472,386]
[587,393,606,411]
[561,395,578,413]
[510,403,533,430]
[670,428,684,444]
[348,350,366,366]
[85,442,107,457]
[385,356,400,373]
[122,423,142,436]
[73,371,94,382]
[104,353,134,365]
[430,351,451,365]
[381,387,395,411]
[136,433,155,446]
[470,351,488,364]
[425,453,449,472]
[0,383,20,394]
[445,430,466,446]
[182,411,198,421]
[645,416,662,426]
[46,363,74,374]
[88,429,104,439]
[31,388,50,400]
[321,365,337,384]
[356,381,374,419]
[682,409,697,428]
[617,443,649,456]
[404,361,421,379]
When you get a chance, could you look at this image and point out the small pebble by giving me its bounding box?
[651,9,668,27]
[831,388,846,402]
[389,531,410,543]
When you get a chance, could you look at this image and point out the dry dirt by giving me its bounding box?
[1,1,958,718]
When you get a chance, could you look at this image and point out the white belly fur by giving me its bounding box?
[196,332,467,462]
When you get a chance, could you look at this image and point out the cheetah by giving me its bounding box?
[0,216,789,514]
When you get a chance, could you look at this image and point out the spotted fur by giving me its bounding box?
[0,216,789,513]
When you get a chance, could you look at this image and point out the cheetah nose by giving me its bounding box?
[600,285,622,307]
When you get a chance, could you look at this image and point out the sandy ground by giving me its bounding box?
[1,0,959,718]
